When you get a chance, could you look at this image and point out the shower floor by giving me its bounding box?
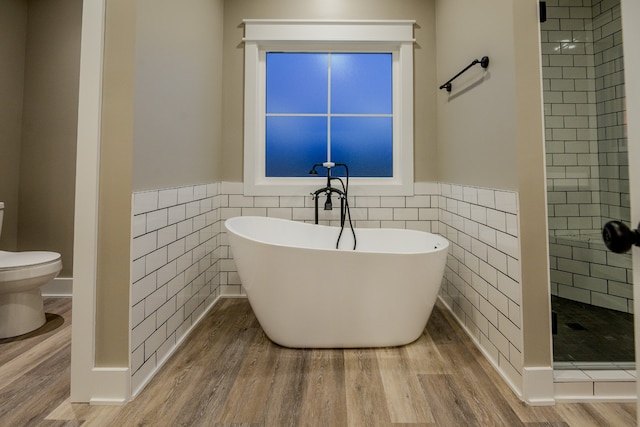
[552,296,635,365]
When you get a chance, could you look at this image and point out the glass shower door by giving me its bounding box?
[540,0,634,368]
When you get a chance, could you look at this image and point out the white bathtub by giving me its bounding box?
[224,216,449,348]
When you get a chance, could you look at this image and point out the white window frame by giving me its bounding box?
[243,20,415,196]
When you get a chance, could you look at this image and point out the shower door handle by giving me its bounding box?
[602,221,640,254]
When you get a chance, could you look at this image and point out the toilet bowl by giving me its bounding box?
[0,202,62,339]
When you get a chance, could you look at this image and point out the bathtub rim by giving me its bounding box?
[224,215,449,255]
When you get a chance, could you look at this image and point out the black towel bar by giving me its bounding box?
[439,56,490,92]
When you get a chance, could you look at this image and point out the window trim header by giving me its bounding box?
[243,19,416,44]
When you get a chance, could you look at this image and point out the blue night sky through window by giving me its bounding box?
[265,52,392,177]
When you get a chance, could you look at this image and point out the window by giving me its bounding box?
[266,52,393,177]
[243,20,415,196]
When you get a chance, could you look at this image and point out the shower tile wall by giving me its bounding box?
[593,0,627,224]
[541,0,630,312]
[437,184,523,390]
[130,183,222,395]
[549,233,632,312]
[542,0,600,236]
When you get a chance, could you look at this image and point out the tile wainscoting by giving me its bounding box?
[130,183,223,395]
[437,184,524,393]
[130,181,525,398]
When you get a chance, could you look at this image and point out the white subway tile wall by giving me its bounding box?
[131,183,222,394]
[130,181,524,397]
[438,183,523,388]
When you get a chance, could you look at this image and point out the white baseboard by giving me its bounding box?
[523,367,555,405]
[220,284,246,297]
[73,367,130,405]
[42,277,73,297]
[89,397,128,406]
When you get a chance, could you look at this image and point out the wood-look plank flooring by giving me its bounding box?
[0,297,636,426]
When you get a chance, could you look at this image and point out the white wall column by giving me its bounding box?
[71,0,129,403]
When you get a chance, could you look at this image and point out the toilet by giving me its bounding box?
[0,202,62,339]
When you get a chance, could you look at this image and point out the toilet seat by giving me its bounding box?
[0,250,61,269]
[0,251,62,295]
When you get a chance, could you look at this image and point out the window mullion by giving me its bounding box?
[327,52,332,163]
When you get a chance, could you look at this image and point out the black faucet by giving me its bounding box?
[309,162,356,250]
[309,162,346,225]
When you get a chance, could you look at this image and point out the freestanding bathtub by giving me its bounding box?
[224,216,449,348]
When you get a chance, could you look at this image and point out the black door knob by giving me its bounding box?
[602,220,640,254]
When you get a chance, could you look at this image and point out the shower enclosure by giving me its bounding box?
[540,0,634,366]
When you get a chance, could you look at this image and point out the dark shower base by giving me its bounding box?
[552,296,635,364]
